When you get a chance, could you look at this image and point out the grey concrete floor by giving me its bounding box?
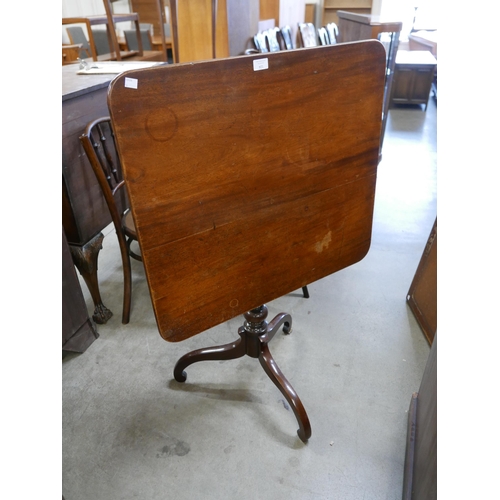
[63,97,436,500]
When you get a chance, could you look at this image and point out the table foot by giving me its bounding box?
[173,305,311,442]
[174,337,246,382]
[70,232,112,324]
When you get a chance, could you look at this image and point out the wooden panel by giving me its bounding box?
[413,336,437,500]
[62,227,99,353]
[407,219,437,344]
[305,4,315,23]
[403,336,437,500]
[260,0,279,22]
[391,67,414,102]
[411,68,435,101]
[130,0,164,35]
[323,0,372,26]
[108,41,386,342]
[62,85,112,244]
[333,11,372,36]
[216,0,229,57]
[324,0,372,8]
[171,0,228,63]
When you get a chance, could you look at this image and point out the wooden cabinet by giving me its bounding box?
[403,336,437,500]
[390,50,437,110]
[323,0,372,26]
[62,227,99,353]
[407,218,437,345]
[335,11,402,152]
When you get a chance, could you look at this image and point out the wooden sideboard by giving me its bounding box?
[323,0,372,26]
[62,64,118,324]
[390,50,437,111]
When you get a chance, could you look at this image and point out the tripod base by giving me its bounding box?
[174,305,311,443]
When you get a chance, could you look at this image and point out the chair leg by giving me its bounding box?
[121,250,132,324]
[116,232,133,324]
[302,286,310,298]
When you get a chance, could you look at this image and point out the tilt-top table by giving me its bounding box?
[107,40,386,442]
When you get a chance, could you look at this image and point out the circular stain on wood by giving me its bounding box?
[145,108,178,142]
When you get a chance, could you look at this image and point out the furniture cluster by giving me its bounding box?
[63,3,437,354]
[62,7,402,344]
[62,0,169,64]
[62,0,436,458]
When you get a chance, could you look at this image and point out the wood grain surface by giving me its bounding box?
[108,41,386,341]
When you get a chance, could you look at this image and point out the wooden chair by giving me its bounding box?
[79,117,142,324]
[124,28,153,51]
[90,28,111,56]
[298,22,318,48]
[129,0,170,59]
[326,22,339,44]
[102,0,144,60]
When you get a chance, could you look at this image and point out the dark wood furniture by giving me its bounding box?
[323,0,372,26]
[407,218,437,345]
[79,117,142,324]
[390,50,437,111]
[403,336,437,499]
[62,227,99,353]
[336,11,402,152]
[408,30,437,58]
[108,41,386,441]
[62,65,118,324]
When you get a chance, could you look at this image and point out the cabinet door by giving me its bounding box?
[391,67,414,103]
[411,67,435,102]
[407,219,437,345]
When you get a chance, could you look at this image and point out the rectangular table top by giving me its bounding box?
[108,41,386,342]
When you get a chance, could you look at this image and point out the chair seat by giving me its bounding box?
[122,210,136,238]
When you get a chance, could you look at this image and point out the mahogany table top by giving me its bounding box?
[108,41,386,342]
